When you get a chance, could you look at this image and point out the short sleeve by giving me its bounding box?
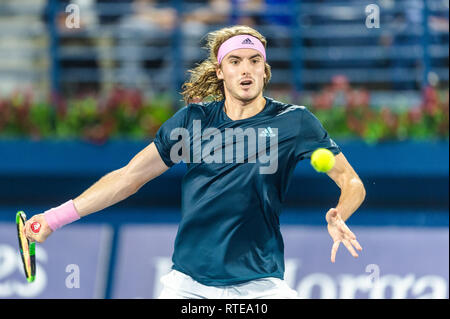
[153,106,189,167]
[295,108,341,161]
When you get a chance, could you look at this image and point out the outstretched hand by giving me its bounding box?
[326,208,362,263]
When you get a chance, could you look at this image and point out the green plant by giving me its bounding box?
[303,78,449,143]
[0,87,175,144]
[0,83,448,144]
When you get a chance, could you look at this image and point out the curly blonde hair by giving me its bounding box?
[181,25,272,104]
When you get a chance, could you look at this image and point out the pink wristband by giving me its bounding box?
[43,200,80,231]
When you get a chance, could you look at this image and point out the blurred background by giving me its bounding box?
[0,0,448,299]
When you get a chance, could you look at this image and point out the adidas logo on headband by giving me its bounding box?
[241,38,254,45]
[217,35,266,64]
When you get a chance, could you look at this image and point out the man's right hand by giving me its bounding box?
[23,214,53,243]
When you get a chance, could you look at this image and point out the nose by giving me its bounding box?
[240,58,254,74]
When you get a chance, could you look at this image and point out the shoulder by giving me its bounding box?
[166,100,216,122]
[184,100,222,119]
[266,97,306,118]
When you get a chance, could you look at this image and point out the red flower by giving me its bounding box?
[313,88,334,110]
[421,86,439,115]
[347,89,370,110]
[50,92,67,118]
[407,107,423,124]
[331,75,350,92]
[380,107,398,131]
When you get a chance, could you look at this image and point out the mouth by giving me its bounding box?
[239,79,253,89]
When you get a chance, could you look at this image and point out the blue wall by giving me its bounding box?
[0,139,448,211]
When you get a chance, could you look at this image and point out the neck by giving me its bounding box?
[223,94,266,121]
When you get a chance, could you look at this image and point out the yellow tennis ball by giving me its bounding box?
[311,148,335,173]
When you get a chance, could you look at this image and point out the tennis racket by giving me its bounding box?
[16,211,36,283]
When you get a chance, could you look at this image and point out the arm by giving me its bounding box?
[325,152,366,263]
[326,152,366,222]
[73,142,169,217]
[24,142,169,242]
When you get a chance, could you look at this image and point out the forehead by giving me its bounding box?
[224,48,263,60]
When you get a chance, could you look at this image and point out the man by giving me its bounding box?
[24,25,365,299]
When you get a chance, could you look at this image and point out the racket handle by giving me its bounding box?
[31,222,41,233]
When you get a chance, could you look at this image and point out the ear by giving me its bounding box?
[216,66,224,80]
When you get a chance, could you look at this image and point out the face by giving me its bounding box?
[216,48,267,103]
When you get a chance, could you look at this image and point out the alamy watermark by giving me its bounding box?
[366,263,381,287]
[168,121,279,174]
[65,264,80,289]
[65,4,80,29]
[365,4,380,28]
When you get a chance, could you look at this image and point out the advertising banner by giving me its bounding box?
[112,225,449,299]
[0,223,113,299]
[1,223,447,299]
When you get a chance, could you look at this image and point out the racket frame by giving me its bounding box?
[16,211,36,283]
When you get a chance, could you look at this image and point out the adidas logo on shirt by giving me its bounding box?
[241,38,254,45]
[259,127,276,137]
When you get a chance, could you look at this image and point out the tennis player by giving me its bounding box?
[24,25,365,299]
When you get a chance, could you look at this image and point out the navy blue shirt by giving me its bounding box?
[153,97,341,286]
